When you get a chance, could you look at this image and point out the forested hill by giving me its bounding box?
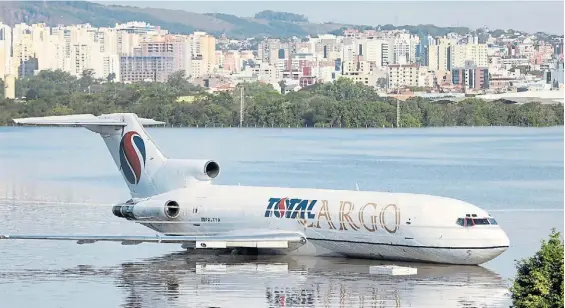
[1,70,562,128]
[0,1,474,38]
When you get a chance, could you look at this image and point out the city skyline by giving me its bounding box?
[1,19,562,96]
[98,1,564,35]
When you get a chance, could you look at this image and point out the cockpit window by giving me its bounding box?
[464,218,474,226]
[473,218,490,225]
[456,214,497,227]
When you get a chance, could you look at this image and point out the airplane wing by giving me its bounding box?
[0,231,307,249]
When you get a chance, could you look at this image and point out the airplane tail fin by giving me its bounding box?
[13,113,168,198]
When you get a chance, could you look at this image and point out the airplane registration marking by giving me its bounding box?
[201,217,221,223]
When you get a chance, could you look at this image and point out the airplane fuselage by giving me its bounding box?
[126,183,509,265]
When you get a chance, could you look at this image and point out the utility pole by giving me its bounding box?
[396,97,400,128]
[239,86,244,128]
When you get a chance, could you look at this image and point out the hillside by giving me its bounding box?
[0,1,343,38]
[0,1,471,38]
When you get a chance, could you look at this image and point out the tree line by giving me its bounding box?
[0,69,563,128]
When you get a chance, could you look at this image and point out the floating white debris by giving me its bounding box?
[195,263,289,275]
[369,265,418,276]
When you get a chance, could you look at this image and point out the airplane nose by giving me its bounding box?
[498,227,510,248]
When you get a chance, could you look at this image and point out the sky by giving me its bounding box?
[96,1,564,35]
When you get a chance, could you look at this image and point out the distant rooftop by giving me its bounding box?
[439,89,565,104]
[477,89,564,103]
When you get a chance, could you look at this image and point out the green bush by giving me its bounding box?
[510,229,564,308]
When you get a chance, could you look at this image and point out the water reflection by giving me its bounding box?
[119,254,510,308]
[1,252,509,307]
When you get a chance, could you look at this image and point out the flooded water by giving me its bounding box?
[0,126,563,308]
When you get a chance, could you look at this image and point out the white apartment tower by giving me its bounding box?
[70,42,103,78]
[427,38,456,72]
[0,23,12,78]
[102,54,120,82]
[391,34,419,65]
[364,40,385,66]
[191,32,216,75]
[450,43,488,69]
[387,64,433,89]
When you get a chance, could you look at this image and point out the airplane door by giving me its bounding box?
[192,196,206,231]
[193,196,206,215]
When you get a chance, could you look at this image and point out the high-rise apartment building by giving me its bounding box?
[451,60,489,90]
[70,42,103,78]
[221,50,241,73]
[0,45,6,78]
[102,54,121,82]
[392,34,419,65]
[3,74,15,99]
[364,39,387,67]
[258,38,282,64]
[120,55,174,83]
[192,32,216,75]
[313,35,341,61]
[12,32,38,77]
[426,38,456,72]
[387,64,433,89]
[0,23,12,77]
[140,35,192,75]
[450,43,488,69]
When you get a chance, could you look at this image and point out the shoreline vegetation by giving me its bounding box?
[1,70,563,128]
[511,229,564,308]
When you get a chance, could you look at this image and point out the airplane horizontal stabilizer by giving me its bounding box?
[12,114,165,127]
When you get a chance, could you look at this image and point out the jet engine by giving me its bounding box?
[160,158,221,182]
[182,159,221,181]
[112,199,182,221]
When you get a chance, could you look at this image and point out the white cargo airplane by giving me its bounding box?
[1,113,510,265]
